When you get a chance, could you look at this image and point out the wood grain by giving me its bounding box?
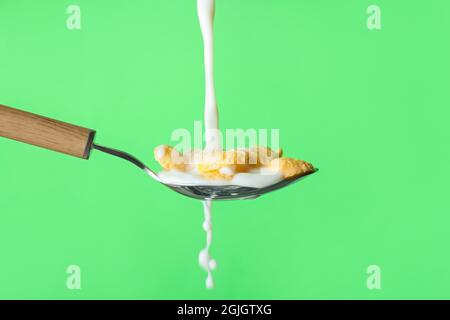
[0,104,96,159]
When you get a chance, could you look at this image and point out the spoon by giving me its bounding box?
[0,104,317,200]
[93,144,317,200]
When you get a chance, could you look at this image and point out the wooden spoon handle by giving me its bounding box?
[0,104,96,159]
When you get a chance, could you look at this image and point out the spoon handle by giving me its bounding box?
[0,104,96,159]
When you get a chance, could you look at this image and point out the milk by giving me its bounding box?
[198,0,220,152]
[160,0,284,289]
[197,0,219,289]
[198,200,216,289]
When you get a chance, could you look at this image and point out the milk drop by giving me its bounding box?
[199,200,216,289]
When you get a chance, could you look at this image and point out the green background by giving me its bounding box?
[0,0,449,299]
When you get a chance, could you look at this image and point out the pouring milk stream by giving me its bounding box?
[154,0,282,288]
[197,0,219,289]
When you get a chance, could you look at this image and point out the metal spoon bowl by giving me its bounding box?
[93,144,317,201]
[165,172,316,200]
